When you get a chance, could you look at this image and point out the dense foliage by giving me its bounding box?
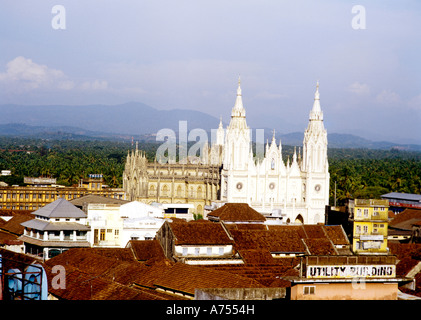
[0,137,420,205]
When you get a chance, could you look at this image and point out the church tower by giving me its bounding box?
[221,77,252,202]
[302,82,330,223]
[223,77,251,171]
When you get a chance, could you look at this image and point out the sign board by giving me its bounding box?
[306,265,396,279]
[360,235,384,241]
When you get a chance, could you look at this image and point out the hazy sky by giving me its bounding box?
[0,1,420,144]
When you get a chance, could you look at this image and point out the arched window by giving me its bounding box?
[176,185,182,197]
[197,186,203,199]
[149,185,155,196]
[295,214,304,224]
[162,185,169,197]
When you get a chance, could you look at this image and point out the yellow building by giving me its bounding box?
[350,199,389,254]
[0,174,125,211]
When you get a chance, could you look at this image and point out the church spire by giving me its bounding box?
[310,81,323,120]
[231,76,246,118]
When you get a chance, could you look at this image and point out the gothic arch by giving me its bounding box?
[176,185,182,197]
[162,184,169,197]
[197,186,203,199]
[149,184,156,196]
[294,214,304,224]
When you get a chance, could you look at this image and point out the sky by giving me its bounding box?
[0,0,420,144]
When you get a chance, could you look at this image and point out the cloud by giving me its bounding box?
[0,56,74,91]
[0,57,110,94]
[375,89,400,104]
[347,82,370,95]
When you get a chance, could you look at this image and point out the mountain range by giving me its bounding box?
[0,102,420,151]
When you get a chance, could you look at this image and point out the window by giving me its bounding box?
[183,247,188,256]
[303,286,315,295]
[363,209,369,217]
[356,209,362,218]
[363,225,368,234]
[100,229,106,241]
[356,225,361,234]
[219,247,224,255]
[195,248,200,255]
[207,247,212,255]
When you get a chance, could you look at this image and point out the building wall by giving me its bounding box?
[0,185,125,211]
[350,199,389,254]
[291,282,398,300]
[123,152,220,216]
[87,204,123,247]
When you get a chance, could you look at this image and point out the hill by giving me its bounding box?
[0,103,420,151]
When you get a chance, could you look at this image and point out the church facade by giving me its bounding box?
[123,79,330,224]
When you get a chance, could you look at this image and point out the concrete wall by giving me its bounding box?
[195,288,286,300]
[291,282,398,300]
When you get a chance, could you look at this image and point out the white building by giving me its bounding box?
[219,80,330,224]
[119,201,165,245]
[87,200,165,247]
[19,198,90,259]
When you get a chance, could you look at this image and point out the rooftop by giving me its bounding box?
[33,197,86,218]
[169,219,233,245]
[382,192,421,202]
[70,194,129,208]
[207,203,266,222]
[0,211,34,235]
[389,208,421,230]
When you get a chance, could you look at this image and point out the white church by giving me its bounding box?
[124,78,330,225]
[216,79,330,224]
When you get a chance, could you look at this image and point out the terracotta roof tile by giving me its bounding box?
[324,225,350,245]
[390,208,421,229]
[208,203,266,222]
[0,211,34,235]
[126,240,169,265]
[170,220,233,245]
[230,229,307,253]
[153,263,263,295]
[303,238,337,255]
[44,247,184,300]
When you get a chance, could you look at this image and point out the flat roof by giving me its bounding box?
[381,192,421,202]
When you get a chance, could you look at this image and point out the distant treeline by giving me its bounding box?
[0,137,420,205]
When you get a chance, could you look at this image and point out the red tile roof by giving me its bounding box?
[44,248,184,300]
[0,211,34,235]
[153,262,264,295]
[390,208,421,229]
[207,203,266,222]
[388,243,421,277]
[126,239,168,265]
[169,220,233,245]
